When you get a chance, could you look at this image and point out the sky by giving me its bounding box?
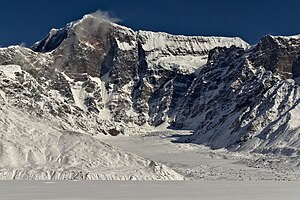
[0,0,300,46]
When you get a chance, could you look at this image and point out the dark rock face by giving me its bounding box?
[32,27,69,52]
[249,35,300,79]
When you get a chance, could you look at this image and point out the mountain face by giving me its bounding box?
[173,35,300,155]
[1,13,300,169]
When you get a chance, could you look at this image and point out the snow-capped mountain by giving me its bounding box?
[1,14,248,132]
[1,13,300,179]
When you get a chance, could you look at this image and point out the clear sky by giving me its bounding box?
[0,0,300,46]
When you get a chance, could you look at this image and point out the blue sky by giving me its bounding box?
[0,0,300,46]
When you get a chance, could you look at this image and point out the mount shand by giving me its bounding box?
[1,14,300,180]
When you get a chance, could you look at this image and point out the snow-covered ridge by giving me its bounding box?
[137,30,249,51]
[272,34,300,40]
[136,31,249,73]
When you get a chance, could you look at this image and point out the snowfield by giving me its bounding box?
[102,131,300,181]
[1,181,300,200]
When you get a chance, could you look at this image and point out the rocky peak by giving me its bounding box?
[32,14,135,53]
[250,35,300,80]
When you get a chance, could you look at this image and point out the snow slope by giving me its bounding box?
[0,100,183,180]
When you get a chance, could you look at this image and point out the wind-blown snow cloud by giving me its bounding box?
[90,10,122,23]
[19,42,26,47]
